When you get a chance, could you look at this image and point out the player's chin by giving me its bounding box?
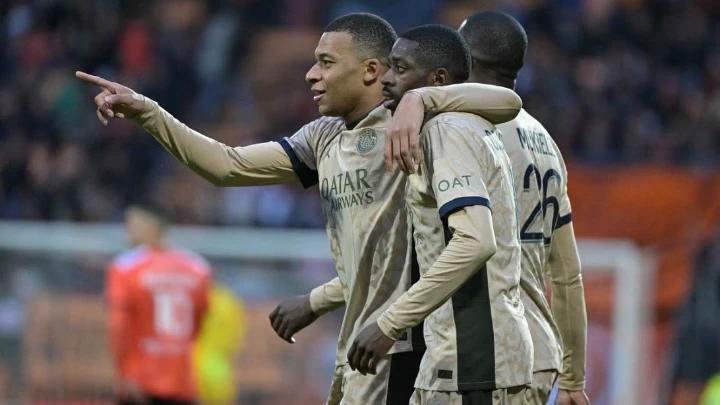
[383,98,398,111]
[317,104,334,116]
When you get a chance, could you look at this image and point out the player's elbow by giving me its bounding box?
[203,170,237,187]
[554,267,583,287]
[551,262,583,287]
[477,237,497,263]
[465,232,497,266]
[209,176,231,187]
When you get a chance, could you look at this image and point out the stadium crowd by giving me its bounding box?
[0,0,718,225]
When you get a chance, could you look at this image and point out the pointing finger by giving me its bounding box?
[76,71,114,90]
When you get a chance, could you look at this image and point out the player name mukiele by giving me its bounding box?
[516,128,556,157]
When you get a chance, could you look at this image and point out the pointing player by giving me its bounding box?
[349,24,533,405]
[79,13,522,405]
[106,202,211,405]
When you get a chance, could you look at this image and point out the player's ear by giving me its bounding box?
[432,68,450,86]
[364,58,383,84]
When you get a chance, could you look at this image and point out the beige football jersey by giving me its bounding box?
[404,112,533,391]
[497,109,577,373]
[282,106,424,365]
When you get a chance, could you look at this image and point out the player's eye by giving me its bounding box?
[396,65,406,74]
[321,60,333,67]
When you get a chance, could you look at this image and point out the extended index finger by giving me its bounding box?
[75,71,113,90]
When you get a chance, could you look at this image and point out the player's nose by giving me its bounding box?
[306,63,321,84]
[381,69,394,86]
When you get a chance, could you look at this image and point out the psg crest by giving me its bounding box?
[357,129,378,154]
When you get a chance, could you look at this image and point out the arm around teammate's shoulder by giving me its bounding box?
[409,83,522,125]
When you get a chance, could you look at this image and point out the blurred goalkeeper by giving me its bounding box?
[105,202,212,405]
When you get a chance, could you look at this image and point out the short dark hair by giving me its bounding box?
[128,200,170,228]
[399,24,471,83]
[459,11,528,78]
[324,13,397,64]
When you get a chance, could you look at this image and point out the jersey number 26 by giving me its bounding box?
[520,164,562,245]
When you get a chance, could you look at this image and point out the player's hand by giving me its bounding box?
[268,294,319,344]
[385,92,425,175]
[75,71,146,126]
[555,389,590,405]
[347,322,394,376]
[118,379,148,405]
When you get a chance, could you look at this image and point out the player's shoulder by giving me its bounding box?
[357,104,392,129]
[500,108,554,143]
[423,112,494,134]
[171,247,212,275]
[305,115,346,137]
[109,247,150,273]
[499,108,545,131]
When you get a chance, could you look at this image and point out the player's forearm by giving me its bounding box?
[553,278,587,390]
[109,310,131,377]
[309,277,346,316]
[133,99,298,186]
[549,224,588,390]
[377,207,496,340]
[408,83,522,125]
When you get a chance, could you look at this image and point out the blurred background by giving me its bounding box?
[0,0,719,404]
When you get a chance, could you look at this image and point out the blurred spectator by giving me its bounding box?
[0,0,718,224]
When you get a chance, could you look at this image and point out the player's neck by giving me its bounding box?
[472,70,515,90]
[144,240,166,250]
[343,97,384,129]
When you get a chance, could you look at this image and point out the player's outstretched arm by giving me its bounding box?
[269,277,345,344]
[76,71,299,187]
[348,206,496,375]
[385,83,522,174]
[548,222,589,399]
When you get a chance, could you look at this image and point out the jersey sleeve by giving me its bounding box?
[105,262,130,312]
[548,224,587,390]
[408,83,522,125]
[133,98,300,187]
[553,140,573,229]
[309,277,346,316]
[276,119,327,188]
[422,121,492,220]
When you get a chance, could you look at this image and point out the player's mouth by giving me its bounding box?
[312,89,325,102]
[382,89,398,110]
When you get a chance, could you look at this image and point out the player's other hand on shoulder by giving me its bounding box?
[555,389,590,405]
[268,294,319,344]
[75,71,146,126]
[385,92,425,175]
[347,322,394,376]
